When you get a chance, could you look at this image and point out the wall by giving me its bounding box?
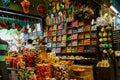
[0,0,47,16]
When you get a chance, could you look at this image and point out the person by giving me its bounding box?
[25,39,35,50]
[0,38,10,80]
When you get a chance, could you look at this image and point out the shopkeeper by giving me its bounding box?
[25,39,35,50]
[0,38,10,80]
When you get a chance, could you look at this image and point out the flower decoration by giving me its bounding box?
[21,0,30,13]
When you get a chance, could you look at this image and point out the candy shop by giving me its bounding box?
[0,0,120,80]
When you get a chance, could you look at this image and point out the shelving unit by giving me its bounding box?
[44,21,97,53]
[44,0,100,65]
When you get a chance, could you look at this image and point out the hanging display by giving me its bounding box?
[97,18,113,61]
[2,0,11,9]
[21,0,30,13]
[37,4,46,18]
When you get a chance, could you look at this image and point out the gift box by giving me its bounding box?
[61,47,66,53]
[72,34,78,40]
[67,22,72,28]
[84,39,90,45]
[90,46,97,52]
[56,48,61,53]
[48,31,52,36]
[63,23,67,29]
[72,47,78,53]
[91,39,97,45]
[67,35,72,40]
[67,41,72,46]
[52,36,56,42]
[78,47,84,53]
[84,25,91,31]
[52,30,56,36]
[62,29,66,35]
[53,25,57,30]
[66,47,72,53]
[85,33,90,38]
[78,33,84,39]
[79,22,84,26]
[78,40,84,46]
[72,40,77,46]
[57,42,61,47]
[78,27,84,32]
[62,35,66,41]
[52,42,56,47]
[48,37,52,42]
[57,36,61,41]
[57,30,61,36]
[44,31,48,37]
[91,32,97,38]
[91,25,97,31]
[61,41,66,47]
[72,20,78,27]
[67,29,72,34]
[49,26,52,31]
[84,46,91,52]
[52,48,56,52]
[73,27,78,33]
[58,24,62,29]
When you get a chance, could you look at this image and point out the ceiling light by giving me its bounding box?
[110,5,119,13]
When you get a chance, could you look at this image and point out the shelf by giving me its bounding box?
[60,58,97,61]
[56,52,97,55]
[73,59,97,64]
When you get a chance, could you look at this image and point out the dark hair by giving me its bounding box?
[27,39,33,44]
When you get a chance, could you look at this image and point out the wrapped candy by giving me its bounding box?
[17,67,36,80]
[36,64,52,80]
[10,57,19,68]
[52,64,70,80]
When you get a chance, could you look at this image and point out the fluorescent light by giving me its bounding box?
[110,5,119,13]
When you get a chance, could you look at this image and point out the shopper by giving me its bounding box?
[25,39,35,50]
[0,38,10,80]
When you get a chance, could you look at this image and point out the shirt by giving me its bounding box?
[25,44,35,50]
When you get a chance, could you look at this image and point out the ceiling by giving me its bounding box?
[117,0,120,6]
